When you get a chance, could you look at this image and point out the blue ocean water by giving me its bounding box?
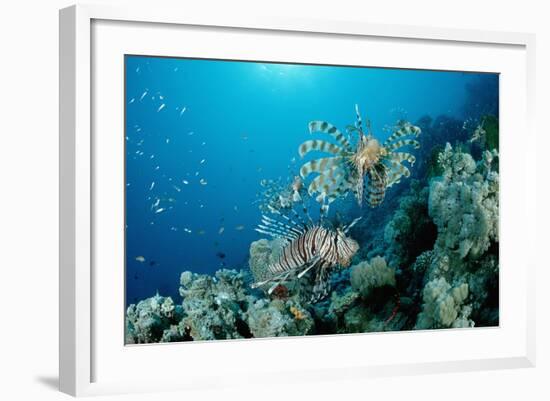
[125,55,496,306]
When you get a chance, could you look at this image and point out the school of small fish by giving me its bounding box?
[127,73,251,253]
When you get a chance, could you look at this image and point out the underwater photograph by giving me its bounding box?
[124,55,499,344]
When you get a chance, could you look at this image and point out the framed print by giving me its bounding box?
[59,4,536,396]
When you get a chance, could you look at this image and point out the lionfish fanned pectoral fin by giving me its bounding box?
[297,255,321,279]
[298,140,344,158]
[387,138,420,151]
[252,267,296,293]
[300,156,344,179]
[307,166,346,195]
[308,121,352,151]
[385,160,411,188]
[311,263,332,303]
[383,123,421,147]
[391,152,416,165]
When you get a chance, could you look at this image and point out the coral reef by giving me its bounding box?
[248,238,285,284]
[429,144,499,260]
[350,256,396,298]
[178,269,252,341]
[383,180,437,268]
[125,292,184,344]
[412,144,499,329]
[415,277,473,329]
[126,135,499,343]
[246,299,314,338]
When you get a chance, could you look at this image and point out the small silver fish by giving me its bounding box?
[218,227,225,235]
[135,256,145,263]
[154,208,165,214]
[157,104,166,112]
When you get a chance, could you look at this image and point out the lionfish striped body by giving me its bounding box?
[298,105,421,209]
[252,215,360,302]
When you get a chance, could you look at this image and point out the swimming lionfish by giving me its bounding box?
[298,105,421,209]
[252,214,361,302]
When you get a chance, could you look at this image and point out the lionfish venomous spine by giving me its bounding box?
[252,214,361,302]
[298,105,421,209]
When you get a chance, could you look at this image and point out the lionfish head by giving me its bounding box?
[351,136,383,178]
[336,229,359,267]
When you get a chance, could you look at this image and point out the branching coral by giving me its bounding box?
[245,299,314,338]
[125,293,184,344]
[415,277,473,329]
[349,256,396,299]
[178,269,252,341]
[248,238,285,285]
[429,144,499,260]
[412,144,499,329]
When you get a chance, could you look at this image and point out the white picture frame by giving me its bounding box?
[59,3,536,397]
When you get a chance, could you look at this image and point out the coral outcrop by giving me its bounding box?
[178,269,252,341]
[429,144,499,260]
[415,277,473,329]
[246,299,314,338]
[248,238,285,284]
[413,144,499,329]
[125,293,184,344]
[350,256,396,298]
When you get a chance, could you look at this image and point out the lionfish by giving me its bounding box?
[252,214,361,302]
[298,105,421,209]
